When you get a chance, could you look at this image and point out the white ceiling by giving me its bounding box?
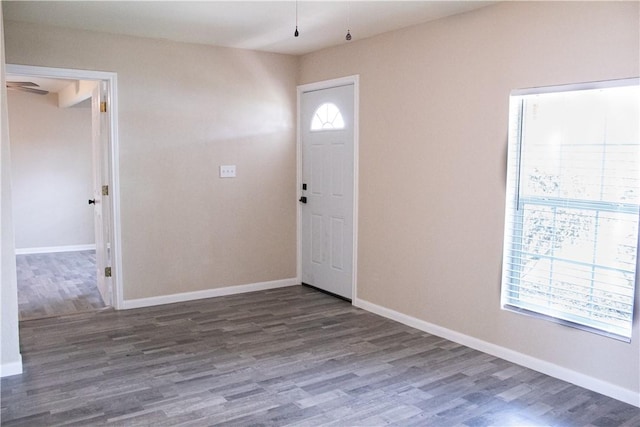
[2,1,496,56]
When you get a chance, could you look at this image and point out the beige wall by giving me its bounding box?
[8,91,94,250]
[300,2,639,395]
[4,21,299,300]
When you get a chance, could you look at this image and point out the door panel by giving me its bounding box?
[100,81,112,292]
[331,144,345,196]
[311,214,323,265]
[301,84,354,299]
[311,145,324,195]
[330,217,344,270]
[91,83,111,306]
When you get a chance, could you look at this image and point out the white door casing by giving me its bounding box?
[100,81,114,301]
[299,78,358,300]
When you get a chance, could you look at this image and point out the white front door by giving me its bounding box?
[300,83,355,299]
[91,83,111,306]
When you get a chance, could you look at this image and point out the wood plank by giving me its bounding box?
[2,286,638,426]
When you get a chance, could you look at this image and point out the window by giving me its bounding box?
[501,79,640,341]
[311,102,345,130]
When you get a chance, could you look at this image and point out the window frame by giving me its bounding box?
[310,102,345,131]
[501,78,640,342]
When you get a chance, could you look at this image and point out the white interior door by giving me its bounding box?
[91,83,111,306]
[300,84,355,299]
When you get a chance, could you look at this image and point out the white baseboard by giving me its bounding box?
[354,297,639,408]
[0,357,23,378]
[121,278,299,310]
[15,244,96,255]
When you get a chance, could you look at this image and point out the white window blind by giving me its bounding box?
[501,79,640,341]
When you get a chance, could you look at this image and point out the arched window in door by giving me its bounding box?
[311,103,345,130]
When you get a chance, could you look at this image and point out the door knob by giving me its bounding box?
[299,196,307,204]
[88,199,96,205]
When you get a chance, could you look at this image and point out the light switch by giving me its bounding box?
[220,165,236,178]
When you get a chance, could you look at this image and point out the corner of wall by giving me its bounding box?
[0,6,24,379]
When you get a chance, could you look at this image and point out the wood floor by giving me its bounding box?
[2,286,639,426]
[16,251,106,320]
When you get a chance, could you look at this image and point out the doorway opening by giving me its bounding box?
[6,64,122,318]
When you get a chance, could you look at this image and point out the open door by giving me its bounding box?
[91,82,112,306]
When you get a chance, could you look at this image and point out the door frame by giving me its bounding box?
[7,64,123,309]
[296,75,360,301]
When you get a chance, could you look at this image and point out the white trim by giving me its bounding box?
[296,87,302,286]
[296,75,360,301]
[352,77,360,302]
[121,278,299,310]
[7,64,123,310]
[106,73,123,310]
[0,357,23,378]
[15,244,97,255]
[6,64,117,83]
[512,77,639,96]
[354,297,640,408]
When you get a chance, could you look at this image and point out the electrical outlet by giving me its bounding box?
[219,165,236,178]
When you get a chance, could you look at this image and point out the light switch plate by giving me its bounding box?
[220,165,236,178]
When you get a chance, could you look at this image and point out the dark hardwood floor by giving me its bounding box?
[16,250,106,320]
[1,286,639,426]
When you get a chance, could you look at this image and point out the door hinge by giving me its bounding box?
[102,185,109,196]
[105,267,112,278]
[100,101,107,113]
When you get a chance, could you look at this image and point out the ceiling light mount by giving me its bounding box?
[345,2,352,42]
[294,0,300,37]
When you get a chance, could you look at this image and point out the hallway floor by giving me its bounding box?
[16,250,106,320]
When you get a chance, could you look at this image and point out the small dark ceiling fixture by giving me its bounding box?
[345,2,352,41]
[294,0,299,37]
